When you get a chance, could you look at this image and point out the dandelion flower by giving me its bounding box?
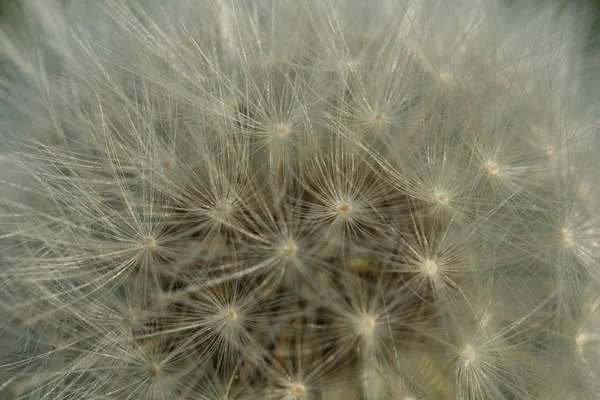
[1,0,600,399]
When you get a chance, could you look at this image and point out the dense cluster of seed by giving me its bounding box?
[1,1,600,399]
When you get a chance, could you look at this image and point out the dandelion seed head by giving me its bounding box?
[1,0,600,398]
[439,71,458,86]
[213,200,234,220]
[485,161,501,176]
[149,363,162,378]
[357,313,378,337]
[290,383,306,398]
[280,240,298,258]
[275,123,291,139]
[338,202,352,214]
[372,113,385,124]
[559,227,574,246]
[420,258,439,278]
[434,191,450,206]
[223,98,237,109]
[142,236,158,249]
[576,332,587,348]
[222,307,239,324]
[460,345,477,365]
[576,182,592,198]
[161,159,175,171]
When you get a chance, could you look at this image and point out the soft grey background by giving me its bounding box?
[1,0,597,53]
[0,0,598,42]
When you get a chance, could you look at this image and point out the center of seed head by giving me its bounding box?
[149,363,161,377]
[359,314,377,335]
[223,308,238,323]
[214,201,233,219]
[281,240,298,257]
[223,98,237,109]
[559,227,573,245]
[576,332,587,348]
[162,159,175,170]
[276,123,290,138]
[485,161,500,176]
[577,183,591,198]
[420,258,438,277]
[435,192,449,205]
[461,345,476,365]
[439,71,457,86]
[142,236,157,249]
[122,313,138,327]
[290,383,306,398]
[338,202,351,214]
[372,114,385,123]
